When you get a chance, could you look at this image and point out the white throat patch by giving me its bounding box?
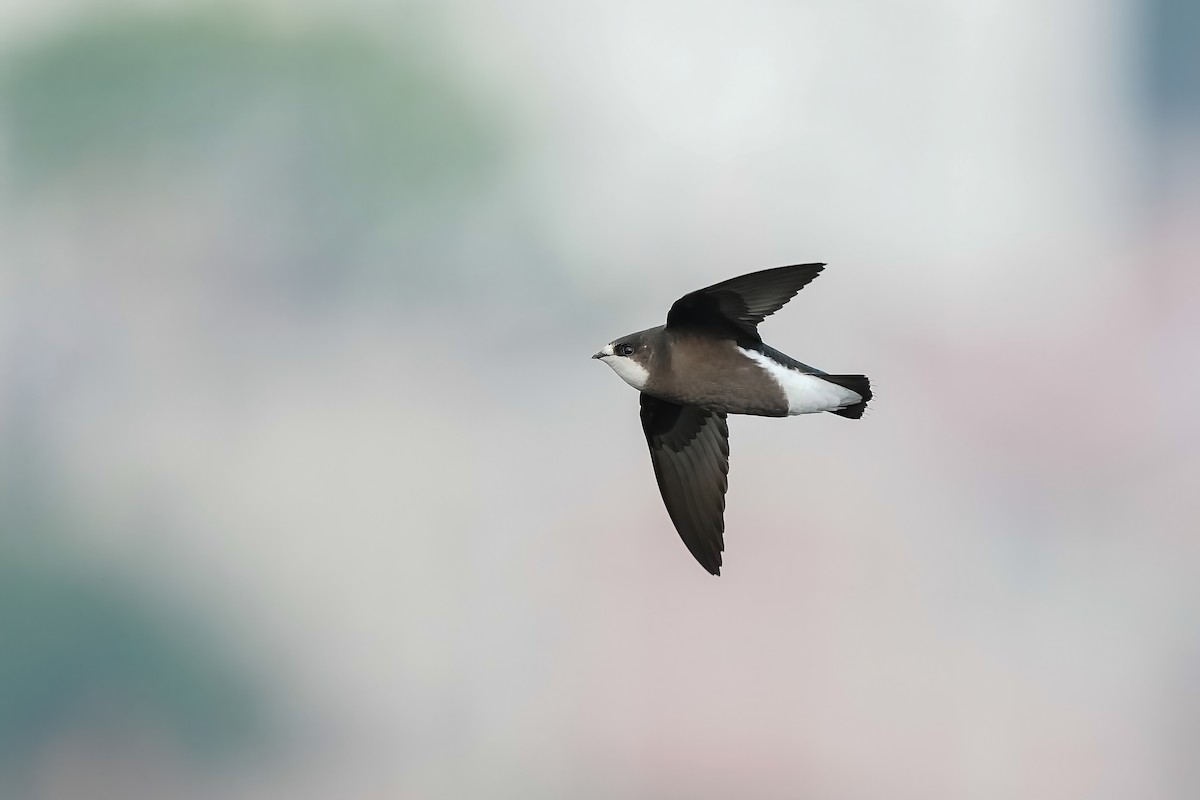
[737,347,862,415]
[598,343,650,390]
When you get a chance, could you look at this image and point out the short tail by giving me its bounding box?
[820,375,872,419]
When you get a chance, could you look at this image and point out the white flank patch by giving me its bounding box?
[738,347,861,415]
[599,343,650,390]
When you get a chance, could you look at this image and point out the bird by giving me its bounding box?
[592,263,871,575]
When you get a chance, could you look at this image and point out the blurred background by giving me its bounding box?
[1,1,1197,798]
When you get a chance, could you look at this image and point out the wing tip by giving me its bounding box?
[780,261,825,273]
[697,539,724,575]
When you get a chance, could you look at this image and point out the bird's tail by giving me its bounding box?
[820,375,872,419]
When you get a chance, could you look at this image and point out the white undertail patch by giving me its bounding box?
[598,343,650,390]
[738,347,862,415]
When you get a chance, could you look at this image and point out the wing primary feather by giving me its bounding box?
[639,394,731,575]
[665,263,826,341]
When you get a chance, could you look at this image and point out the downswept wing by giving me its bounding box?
[639,393,730,575]
[665,263,825,342]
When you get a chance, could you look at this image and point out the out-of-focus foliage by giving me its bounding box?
[1143,0,1200,124]
[0,549,261,769]
[2,10,497,194]
[0,9,504,302]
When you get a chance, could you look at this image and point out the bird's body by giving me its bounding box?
[593,263,871,575]
[599,325,864,417]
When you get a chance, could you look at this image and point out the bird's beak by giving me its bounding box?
[591,351,605,359]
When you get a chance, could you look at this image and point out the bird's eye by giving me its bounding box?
[618,343,636,356]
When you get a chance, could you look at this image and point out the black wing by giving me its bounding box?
[665,263,825,342]
[640,393,730,575]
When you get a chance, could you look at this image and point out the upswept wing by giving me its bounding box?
[665,263,825,341]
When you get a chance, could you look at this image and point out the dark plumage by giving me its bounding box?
[594,263,871,575]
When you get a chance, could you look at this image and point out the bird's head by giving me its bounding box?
[592,329,657,390]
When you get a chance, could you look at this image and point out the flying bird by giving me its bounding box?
[593,263,871,575]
